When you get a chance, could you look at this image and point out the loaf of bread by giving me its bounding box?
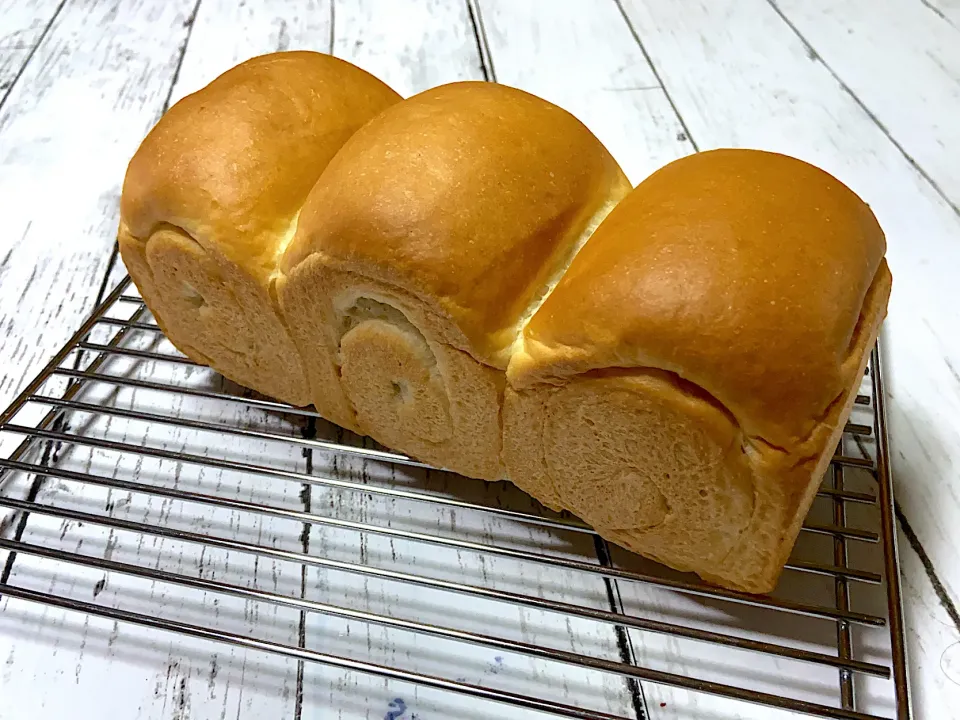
[118,52,401,405]
[119,53,890,593]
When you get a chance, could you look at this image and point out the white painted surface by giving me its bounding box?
[900,526,960,720]
[0,0,196,418]
[1,1,958,719]
[776,0,960,211]
[0,0,61,94]
[0,2,323,717]
[0,334,307,720]
[169,0,333,107]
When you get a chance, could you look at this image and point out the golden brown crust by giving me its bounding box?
[282,81,631,368]
[511,149,888,450]
[120,51,402,283]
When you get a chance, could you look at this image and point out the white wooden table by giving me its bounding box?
[1,1,959,718]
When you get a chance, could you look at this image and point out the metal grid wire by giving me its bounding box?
[0,277,910,719]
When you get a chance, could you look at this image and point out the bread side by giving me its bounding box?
[119,51,401,405]
[505,149,891,592]
[277,82,630,478]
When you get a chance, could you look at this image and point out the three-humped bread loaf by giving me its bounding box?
[119,53,891,593]
[277,81,631,479]
[118,52,401,405]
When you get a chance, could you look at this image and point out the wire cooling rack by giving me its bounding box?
[0,277,910,720]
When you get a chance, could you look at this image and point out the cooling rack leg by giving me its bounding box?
[871,348,913,719]
[831,456,855,710]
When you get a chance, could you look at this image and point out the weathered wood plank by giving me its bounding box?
[621,0,960,620]
[299,448,644,718]
[776,0,960,212]
[0,0,62,102]
[169,0,332,107]
[0,327,308,719]
[0,0,195,421]
[900,526,960,719]
[332,0,483,96]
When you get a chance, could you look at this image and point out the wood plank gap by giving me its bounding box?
[466,0,497,82]
[613,0,698,151]
[593,535,649,720]
[0,413,64,592]
[920,0,960,30]
[91,244,120,310]
[328,0,334,54]
[160,0,204,117]
[895,502,960,632]
[67,243,123,382]
[0,0,67,114]
[294,416,316,720]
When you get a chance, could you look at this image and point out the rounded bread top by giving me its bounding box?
[282,81,631,367]
[120,51,401,281]
[511,149,889,448]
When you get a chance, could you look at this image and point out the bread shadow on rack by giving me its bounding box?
[27,378,874,619]
[18,328,891,662]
